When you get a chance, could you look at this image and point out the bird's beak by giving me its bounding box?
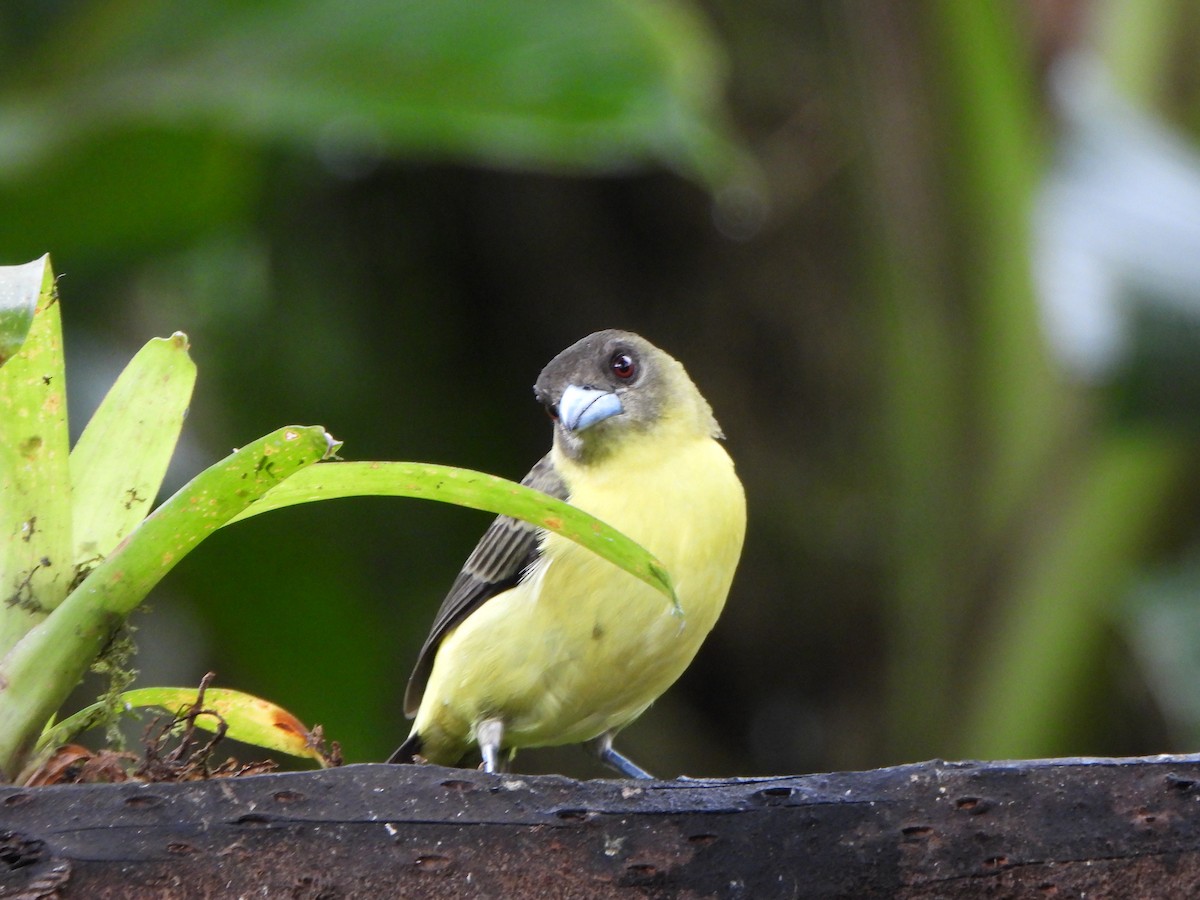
[558,384,624,433]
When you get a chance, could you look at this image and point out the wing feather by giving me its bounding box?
[403,455,567,716]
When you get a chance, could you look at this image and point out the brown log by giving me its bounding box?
[1,754,1199,897]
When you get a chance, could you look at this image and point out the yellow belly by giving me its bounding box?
[412,435,745,761]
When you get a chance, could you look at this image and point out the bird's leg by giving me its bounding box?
[476,718,506,774]
[587,732,655,779]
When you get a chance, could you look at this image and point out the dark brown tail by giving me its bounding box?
[386,732,423,764]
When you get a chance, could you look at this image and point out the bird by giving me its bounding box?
[388,329,746,778]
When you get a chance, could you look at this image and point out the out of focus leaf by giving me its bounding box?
[0,0,745,189]
[0,129,261,264]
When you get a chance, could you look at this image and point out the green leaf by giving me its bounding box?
[68,425,336,620]
[226,461,677,604]
[0,129,262,266]
[70,332,197,569]
[1,0,747,190]
[0,255,72,656]
[0,255,43,367]
[0,425,336,779]
[40,687,326,764]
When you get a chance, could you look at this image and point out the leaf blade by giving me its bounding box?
[127,686,325,763]
[70,332,197,568]
[0,256,73,656]
[37,686,325,763]
[226,461,676,603]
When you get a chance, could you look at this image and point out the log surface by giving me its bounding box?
[1,754,1199,898]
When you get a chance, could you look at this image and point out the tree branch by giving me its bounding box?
[2,754,1199,897]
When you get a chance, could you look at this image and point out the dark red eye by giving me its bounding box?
[610,352,636,379]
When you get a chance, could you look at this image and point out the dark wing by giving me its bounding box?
[403,455,568,716]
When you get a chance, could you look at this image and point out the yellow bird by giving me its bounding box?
[389,330,745,777]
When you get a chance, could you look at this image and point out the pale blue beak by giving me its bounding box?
[558,384,624,433]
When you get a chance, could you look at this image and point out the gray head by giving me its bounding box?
[534,330,722,463]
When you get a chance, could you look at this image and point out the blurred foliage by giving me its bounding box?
[3,0,1200,778]
[0,0,750,263]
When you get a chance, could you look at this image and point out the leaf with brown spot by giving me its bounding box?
[46,687,328,765]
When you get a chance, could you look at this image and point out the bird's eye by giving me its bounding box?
[544,403,559,422]
[610,352,636,380]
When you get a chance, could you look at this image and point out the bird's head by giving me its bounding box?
[534,330,722,464]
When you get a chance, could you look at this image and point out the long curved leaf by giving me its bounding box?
[226,461,676,603]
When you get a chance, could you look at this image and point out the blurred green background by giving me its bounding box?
[5,0,1200,778]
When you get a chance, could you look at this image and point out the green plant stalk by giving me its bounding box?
[874,253,965,760]
[878,0,1056,761]
[963,430,1188,757]
[846,6,966,759]
[926,1,1059,541]
[0,425,332,779]
[0,257,72,657]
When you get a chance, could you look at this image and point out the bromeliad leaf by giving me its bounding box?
[69,332,197,569]
[226,461,677,605]
[0,256,72,659]
[0,426,338,779]
[66,426,337,620]
[129,686,326,763]
[39,687,327,764]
